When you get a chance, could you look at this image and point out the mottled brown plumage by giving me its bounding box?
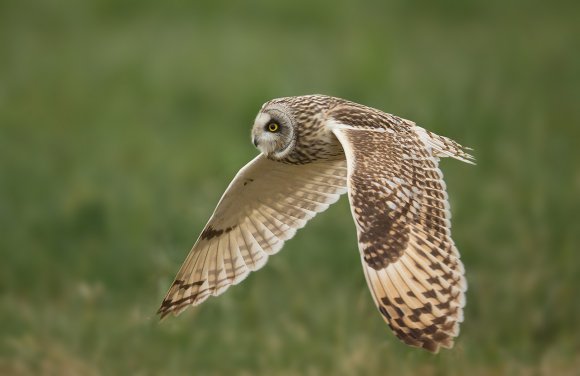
[158,95,474,352]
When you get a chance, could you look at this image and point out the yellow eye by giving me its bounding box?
[267,122,279,132]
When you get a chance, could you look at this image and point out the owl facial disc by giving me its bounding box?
[251,104,296,159]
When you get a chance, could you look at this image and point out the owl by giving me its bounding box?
[158,95,474,352]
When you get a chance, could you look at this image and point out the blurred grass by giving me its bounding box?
[1,0,579,374]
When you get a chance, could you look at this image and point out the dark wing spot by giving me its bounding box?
[379,305,391,319]
[422,289,437,299]
[432,316,447,325]
[200,225,235,240]
[172,279,204,290]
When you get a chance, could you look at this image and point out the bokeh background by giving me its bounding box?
[1,0,579,375]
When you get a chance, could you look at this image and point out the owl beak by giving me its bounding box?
[253,136,259,147]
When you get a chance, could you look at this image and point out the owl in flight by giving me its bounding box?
[158,95,474,352]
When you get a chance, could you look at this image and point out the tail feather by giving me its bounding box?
[415,127,475,165]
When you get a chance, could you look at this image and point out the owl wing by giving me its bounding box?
[330,121,469,353]
[158,154,348,318]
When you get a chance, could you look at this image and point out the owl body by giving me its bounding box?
[159,95,474,353]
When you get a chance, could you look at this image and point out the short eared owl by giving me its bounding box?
[158,95,474,352]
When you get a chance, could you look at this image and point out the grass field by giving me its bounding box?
[1,0,579,374]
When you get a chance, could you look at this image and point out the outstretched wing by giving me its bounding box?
[330,118,469,353]
[158,154,348,318]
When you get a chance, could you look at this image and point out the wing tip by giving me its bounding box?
[156,302,179,320]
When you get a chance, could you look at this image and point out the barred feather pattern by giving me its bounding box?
[158,155,348,318]
[331,123,468,352]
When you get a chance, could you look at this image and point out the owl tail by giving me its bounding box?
[416,127,475,165]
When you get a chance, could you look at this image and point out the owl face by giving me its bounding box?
[251,103,296,159]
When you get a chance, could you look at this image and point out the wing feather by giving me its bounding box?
[158,155,347,318]
[331,120,469,352]
[258,200,305,230]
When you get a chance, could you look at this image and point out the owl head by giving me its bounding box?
[251,102,296,159]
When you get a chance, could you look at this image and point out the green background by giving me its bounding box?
[1,0,579,374]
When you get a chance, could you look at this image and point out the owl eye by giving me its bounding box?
[267,122,279,132]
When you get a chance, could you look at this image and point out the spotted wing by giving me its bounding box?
[331,123,468,353]
[158,154,348,318]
